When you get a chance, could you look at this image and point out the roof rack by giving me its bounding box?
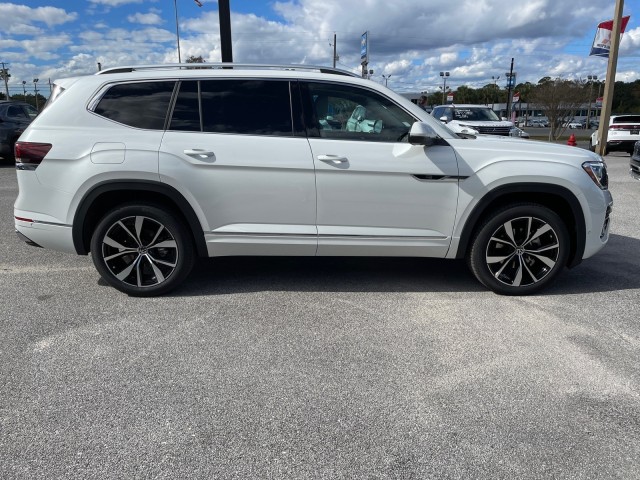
[97,63,359,77]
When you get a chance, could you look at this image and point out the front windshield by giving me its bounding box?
[453,107,500,121]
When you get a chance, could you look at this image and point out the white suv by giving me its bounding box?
[590,114,640,154]
[14,64,612,296]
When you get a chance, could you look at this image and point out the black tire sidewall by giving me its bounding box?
[469,204,570,295]
[90,204,195,296]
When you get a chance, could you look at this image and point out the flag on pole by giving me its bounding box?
[194,0,203,6]
[590,15,630,57]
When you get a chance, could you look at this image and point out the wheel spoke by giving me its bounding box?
[134,216,145,245]
[104,250,136,261]
[115,255,140,281]
[512,257,524,286]
[148,253,177,268]
[503,220,517,245]
[151,239,177,249]
[487,253,516,264]
[118,220,141,247]
[526,253,557,269]
[146,255,166,283]
[490,236,516,248]
[147,224,165,247]
[103,235,131,251]
[525,243,559,254]
[526,223,552,245]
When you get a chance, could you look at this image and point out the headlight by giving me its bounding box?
[582,160,608,189]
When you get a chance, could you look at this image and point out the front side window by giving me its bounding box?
[94,81,176,129]
[305,82,415,142]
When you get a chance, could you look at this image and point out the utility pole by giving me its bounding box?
[33,78,39,110]
[586,75,597,128]
[219,0,233,63]
[596,0,624,156]
[173,0,182,63]
[332,32,337,68]
[0,62,10,100]
[505,58,515,120]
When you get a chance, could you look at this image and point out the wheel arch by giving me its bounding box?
[72,180,208,257]
[455,183,586,268]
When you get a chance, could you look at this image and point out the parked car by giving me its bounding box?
[14,64,612,296]
[581,119,599,129]
[431,104,513,136]
[631,141,640,180]
[0,100,38,162]
[509,127,530,138]
[528,119,549,128]
[590,114,640,154]
[565,120,582,129]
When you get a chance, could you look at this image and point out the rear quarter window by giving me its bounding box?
[94,81,176,129]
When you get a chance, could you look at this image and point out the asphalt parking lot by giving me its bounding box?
[1,153,639,479]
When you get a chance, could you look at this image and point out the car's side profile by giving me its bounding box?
[14,64,612,296]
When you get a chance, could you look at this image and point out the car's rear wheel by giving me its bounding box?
[90,204,195,296]
[468,204,570,295]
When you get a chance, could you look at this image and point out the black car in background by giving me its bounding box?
[631,141,640,180]
[0,100,38,162]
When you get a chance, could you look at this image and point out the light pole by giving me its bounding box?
[491,75,500,109]
[586,75,597,128]
[173,0,182,63]
[382,74,391,87]
[440,71,450,104]
[22,80,26,98]
[33,78,40,110]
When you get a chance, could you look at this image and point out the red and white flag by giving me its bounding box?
[590,16,630,57]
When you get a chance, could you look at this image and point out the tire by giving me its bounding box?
[90,204,195,296]
[468,204,570,295]
[588,141,595,152]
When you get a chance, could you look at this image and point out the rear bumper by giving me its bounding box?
[14,217,77,254]
[607,140,637,152]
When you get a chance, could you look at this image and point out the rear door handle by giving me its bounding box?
[318,154,348,165]
[184,149,216,160]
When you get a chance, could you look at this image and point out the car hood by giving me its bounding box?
[449,134,602,171]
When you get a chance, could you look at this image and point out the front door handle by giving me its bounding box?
[184,149,216,160]
[318,154,348,165]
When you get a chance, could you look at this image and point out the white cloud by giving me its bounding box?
[88,0,144,6]
[0,4,76,27]
[127,12,164,25]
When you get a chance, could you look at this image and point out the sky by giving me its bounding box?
[1,0,640,98]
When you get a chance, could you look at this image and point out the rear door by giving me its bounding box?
[159,79,317,256]
[301,81,460,257]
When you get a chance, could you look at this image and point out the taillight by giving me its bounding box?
[15,142,52,169]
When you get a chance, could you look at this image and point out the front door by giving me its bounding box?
[302,81,460,257]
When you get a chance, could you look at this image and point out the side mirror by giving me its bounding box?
[408,122,439,146]
[439,116,448,123]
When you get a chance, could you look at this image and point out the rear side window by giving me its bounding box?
[169,79,293,136]
[94,81,176,129]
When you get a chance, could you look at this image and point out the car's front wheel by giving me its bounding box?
[90,204,195,296]
[468,204,570,295]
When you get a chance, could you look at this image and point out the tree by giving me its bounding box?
[528,78,587,140]
[185,55,206,63]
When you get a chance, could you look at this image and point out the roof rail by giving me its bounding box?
[97,63,359,77]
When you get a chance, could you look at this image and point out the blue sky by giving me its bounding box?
[1,0,639,97]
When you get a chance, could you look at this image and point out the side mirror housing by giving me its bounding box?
[408,122,439,146]
[439,116,448,123]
